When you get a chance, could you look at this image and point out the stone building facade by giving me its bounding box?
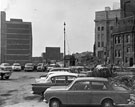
[111,0,135,67]
[0,11,32,65]
[94,7,120,64]
[112,16,135,67]
[121,0,135,18]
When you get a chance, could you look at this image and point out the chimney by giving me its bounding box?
[105,7,111,11]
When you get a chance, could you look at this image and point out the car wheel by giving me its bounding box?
[49,100,61,107]
[102,100,114,107]
[5,76,9,79]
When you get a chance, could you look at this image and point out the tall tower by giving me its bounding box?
[64,22,66,67]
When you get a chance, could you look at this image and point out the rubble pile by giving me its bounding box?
[110,75,135,90]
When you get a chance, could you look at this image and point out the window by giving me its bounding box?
[118,36,121,43]
[101,26,104,31]
[115,50,117,57]
[51,76,66,84]
[110,26,113,30]
[126,34,130,43]
[91,82,107,90]
[97,34,100,40]
[101,34,104,40]
[125,57,128,63]
[101,42,104,47]
[127,47,130,53]
[115,36,118,44]
[98,27,100,31]
[71,81,91,90]
[98,42,100,47]
[118,50,121,57]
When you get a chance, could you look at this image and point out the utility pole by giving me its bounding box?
[64,22,66,67]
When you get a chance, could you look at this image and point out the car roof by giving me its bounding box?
[48,72,78,78]
[51,67,70,70]
[74,77,108,82]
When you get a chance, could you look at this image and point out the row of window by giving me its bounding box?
[7,45,30,50]
[7,40,30,45]
[6,55,30,60]
[97,34,104,40]
[98,41,104,47]
[7,24,30,29]
[115,50,121,57]
[97,26,113,31]
[115,47,131,57]
[114,34,130,44]
[7,29,31,34]
[7,34,31,39]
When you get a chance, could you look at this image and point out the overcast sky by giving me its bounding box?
[0,0,120,57]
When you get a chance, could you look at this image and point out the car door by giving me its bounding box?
[88,81,113,105]
[67,80,92,105]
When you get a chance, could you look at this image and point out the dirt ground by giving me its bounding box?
[0,71,48,107]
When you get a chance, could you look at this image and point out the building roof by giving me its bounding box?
[113,16,135,34]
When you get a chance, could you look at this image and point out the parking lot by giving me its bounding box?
[0,71,48,107]
[1,71,133,107]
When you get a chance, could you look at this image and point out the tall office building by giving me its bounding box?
[94,7,120,64]
[0,11,32,65]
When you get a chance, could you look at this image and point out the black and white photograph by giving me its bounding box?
[0,0,135,107]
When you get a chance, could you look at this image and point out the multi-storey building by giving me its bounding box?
[111,0,135,67]
[112,16,135,66]
[94,7,120,64]
[0,11,32,65]
[45,47,63,63]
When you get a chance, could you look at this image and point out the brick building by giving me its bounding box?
[0,11,32,65]
[94,7,120,64]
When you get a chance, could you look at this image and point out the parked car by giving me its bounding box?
[31,72,77,96]
[0,63,12,79]
[40,67,72,78]
[0,69,12,80]
[24,63,34,71]
[37,63,46,72]
[47,63,60,71]
[44,77,135,107]
[0,63,12,71]
[12,63,22,71]
[49,67,71,72]
[70,66,90,77]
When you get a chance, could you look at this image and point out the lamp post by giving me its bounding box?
[64,22,66,67]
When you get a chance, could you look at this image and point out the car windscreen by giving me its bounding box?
[4,63,10,66]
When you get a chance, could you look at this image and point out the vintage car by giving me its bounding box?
[12,63,22,71]
[70,66,90,77]
[40,67,71,78]
[0,69,12,80]
[37,63,46,72]
[31,72,77,96]
[24,63,35,71]
[0,63,12,71]
[44,77,135,107]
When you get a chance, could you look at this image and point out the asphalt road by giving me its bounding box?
[0,71,132,107]
[0,71,49,107]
